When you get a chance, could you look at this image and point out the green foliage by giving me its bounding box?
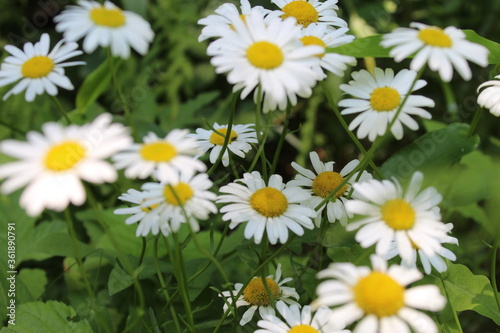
[380,123,479,180]
[0,301,93,333]
[0,0,499,332]
[75,58,120,116]
[428,264,500,326]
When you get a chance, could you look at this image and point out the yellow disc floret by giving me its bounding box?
[418,27,452,47]
[163,183,194,206]
[243,277,280,306]
[370,87,401,112]
[209,128,238,146]
[300,35,326,57]
[246,41,284,70]
[44,141,86,172]
[22,56,54,78]
[89,6,126,27]
[141,203,160,213]
[381,199,416,230]
[250,187,288,217]
[282,1,319,27]
[312,171,348,199]
[140,142,177,162]
[288,325,319,333]
[353,272,405,317]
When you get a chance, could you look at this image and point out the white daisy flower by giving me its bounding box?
[345,171,451,264]
[386,222,458,274]
[477,75,500,116]
[380,22,489,82]
[208,10,323,113]
[289,151,372,227]
[271,0,347,28]
[312,255,446,333]
[189,123,258,167]
[220,264,299,326]
[299,23,357,80]
[113,188,163,237]
[198,0,276,42]
[54,0,154,59]
[0,33,84,101]
[112,130,206,182]
[0,113,132,216]
[339,68,435,141]
[217,171,316,245]
[136,170,218,236]
[256,300,351,333]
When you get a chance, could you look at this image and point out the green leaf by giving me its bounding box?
[78,208,167,258]
[16,269,47,303]
[380,123,479,181]
[108,264,134,296]
[76,58,121,114]
[464,30,500,64]
[1,300,93,333]
[455,203,498,236]
[186,258,216,301]
[327,34,389,58]
[431,264,500,325]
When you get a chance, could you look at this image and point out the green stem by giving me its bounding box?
[270,104,291,176]
[491,238,500,313]
[85,186,146,324]
[228,154,240,179]
[207,93,237,175]
[254,85,269,180]
[170,233,196,332]
[248,123,270,173]
[106,49,136,139]
[136,237,147,276]
[51,96,71,125]
[0,119,26,136]
[153,238,182,332]
[320,81,383,179]
[64,209,94,299]
[468,107,483,138]
[64,209,112,333]
[440,276,464,333]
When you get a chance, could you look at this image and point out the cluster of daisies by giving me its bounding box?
[0,0,154,102]
[0,0,498,332]
[198,0,497,142]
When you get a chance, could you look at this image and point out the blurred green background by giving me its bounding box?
[0,0,499,332]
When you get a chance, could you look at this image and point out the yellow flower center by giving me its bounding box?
[246,41,284,70]
[312,171,348,199]
[44,141,86,172]
[140,142,177,162]
[163,183,194,206]
[141,203,160,213]
[250,187,288,217]
[209,128,238,146]
[243,277,280,306]
[353,272,405,318]
[418,27,452,47]
[21,56,54,78]
[370,87,401,112]
[89,6,126,27]
[300,35,326,57]
[281,1,319,27]
[381,199,416,230]
[289,325,318,333]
